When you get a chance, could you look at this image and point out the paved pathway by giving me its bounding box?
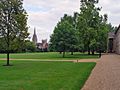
[0,58,99,63]
[82,54,120,90]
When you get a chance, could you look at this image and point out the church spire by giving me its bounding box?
[34,27,36,35]
[32,27,37,45]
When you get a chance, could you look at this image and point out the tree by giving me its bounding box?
[0,0,29,66]
[68,12,79,55]
[67,13,79,55]
[107,23,117,33]
[77,0,97,54]
[50,0,111,56]
[77,0,108,55]
[97,14,109,53]
[24,40,36,52]
[50,14,76,57]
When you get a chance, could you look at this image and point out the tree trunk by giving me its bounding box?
[88,51,90,55]
[6,24,10,66]
[63,51,65,58]
[3,8,12,66]
[7,52,10,66]
[92,50,95,55]
[71,51,74,55]
[59,51,62,54]
[87,42,90,55]
[99,50,101,58]
[88,47,90,55]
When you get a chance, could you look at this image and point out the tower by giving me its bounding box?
[32,28,37,45]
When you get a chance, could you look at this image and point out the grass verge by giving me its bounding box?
[0,61,96,90]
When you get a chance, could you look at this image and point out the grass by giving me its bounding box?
[0,52,99,60]
[0,61,96,90]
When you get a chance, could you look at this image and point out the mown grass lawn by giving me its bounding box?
[0,61,96,90]
[0,52,99,60]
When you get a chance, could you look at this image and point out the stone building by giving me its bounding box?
[113,25,120,54]
[108,32,114,53]
[108,25,120,54]
[37,39,48,51]
[32,28,48,51]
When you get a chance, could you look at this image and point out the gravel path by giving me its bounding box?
[0,58,99,62]
[81,54,120,90]
[74,59,99,63]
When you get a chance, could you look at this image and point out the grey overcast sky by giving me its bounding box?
[23,0,120,42]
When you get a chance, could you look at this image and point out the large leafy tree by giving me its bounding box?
[50,0,110,56]
[67,13,78,55]
[50,14,77,57]
[97,14,109,53]
[0,0,29,66]
[77,0,108,55]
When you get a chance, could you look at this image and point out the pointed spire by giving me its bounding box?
[34,27,36,35]
[32,27,37,45]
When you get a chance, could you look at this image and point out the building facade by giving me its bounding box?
[108,32,114,53]
[37,39,48,51]
[113,25,120,54]
[108,25,120,54]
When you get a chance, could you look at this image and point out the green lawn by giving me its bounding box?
[0,52,99,60]
[0,61,96,90]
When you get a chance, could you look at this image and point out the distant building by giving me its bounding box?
[37,39,48,51]
[32,28,48,51]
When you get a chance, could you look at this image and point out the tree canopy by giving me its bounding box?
[0,0,29,65]
[50,0,114,57]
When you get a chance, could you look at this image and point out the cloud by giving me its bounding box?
[23,0,80,42]
[23,0,120,42]
[98,0,120,26]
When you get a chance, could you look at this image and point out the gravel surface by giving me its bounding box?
[74,59,99,63]
[81,54,120,90]
[0,58,98,62]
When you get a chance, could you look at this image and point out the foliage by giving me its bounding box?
[50,14,77,57]
[0,38,7,53]
[24,40,36,52]
[107,23,117,33]
[50,0,110,56]
[0,0,29,65]
[77,0,104,54]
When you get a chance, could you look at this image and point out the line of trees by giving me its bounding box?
[49,0,114,57]
[0,39,36,53]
